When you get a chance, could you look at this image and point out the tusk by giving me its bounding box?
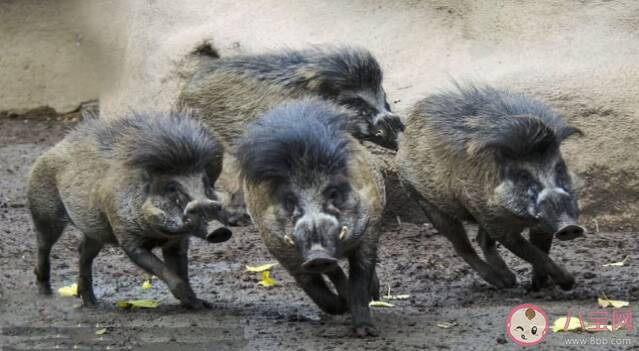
[339,226,349,240]
[285,235,295,246]
[375,130,384,137]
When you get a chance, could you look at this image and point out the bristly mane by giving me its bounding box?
[236,99,351,185]
[211,46,383,93]
[419,83,582,158]
[76,111,223,174]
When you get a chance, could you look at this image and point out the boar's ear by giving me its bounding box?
[557,126,583,143]
[297,67,339,98]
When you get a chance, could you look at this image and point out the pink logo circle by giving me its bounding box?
[505,303,549,347]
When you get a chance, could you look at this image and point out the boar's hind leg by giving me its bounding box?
[348,245,379,337]
[294,273,348,315]
[161,238,211,308]
[418,201,516,288]
[497,231,574,290]
[77,235,103,306]
[31,206,68,295]
[477,227,516,281]
[528,229,555,291]
[123,244,210,309]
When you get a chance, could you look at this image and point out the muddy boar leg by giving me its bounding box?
[495,231,574,290]
[348,244,379,337]
[369,268,380,301]
[77,235,103,306]
[325,266,350,305]
[294,273,348,314]
[122,243,210,309]
[32,216,68,295]
[528,229,554,291]
[477,227,515,279]
[418,201,516,288]
[161,238,211,308]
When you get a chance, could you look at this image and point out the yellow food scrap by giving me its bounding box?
[258,271,277,287]
[553,317,585,332]
[95,328,108,335]
[603,256,629,267]
[141,280,152,289]
[246,263,277,272]
[116,299,159,309]
[369,300,394,308]
[436,322,457,329]
[598,296,630,308]
[57,283,78,297]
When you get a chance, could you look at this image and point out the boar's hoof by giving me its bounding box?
[183,298,213,310]
[557,274,576,291]
[555,225,585,241]
[354,323,379,338]
[484,270,517,289]
[530,271,551,292]
[206,227,232,243]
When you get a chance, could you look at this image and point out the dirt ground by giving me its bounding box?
[1,115,638,350]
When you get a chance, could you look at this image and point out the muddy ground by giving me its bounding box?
[0,115,637,350]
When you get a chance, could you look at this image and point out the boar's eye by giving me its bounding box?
[164,181,179,195]
[516,169,532,184]
[325,186,344,208]
[283,193,298,214]
[555,162,569,188]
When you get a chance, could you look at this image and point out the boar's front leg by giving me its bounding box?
[528,229,554,291]
[420,201,516,288]
[495,230,574,290]
[77,235,104,306]
[294,273,348,315]
[121,240,210,310]
[162,238,212,309]
[348,244,379,337]
[477,227,516,280]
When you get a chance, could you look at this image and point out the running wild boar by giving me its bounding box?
[178,46,403,225]
[237,99,385,336]
[27,111,231,308]
[397,84,584,290]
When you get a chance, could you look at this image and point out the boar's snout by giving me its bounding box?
[554,221,585,241]
[204,226,233,243]
[371,112,404,150]
[302,249,338,273]
[537,189,583,240]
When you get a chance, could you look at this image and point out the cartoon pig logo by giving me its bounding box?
[506,304,548,346]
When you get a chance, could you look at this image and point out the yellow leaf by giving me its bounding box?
[246,263,277,272]
[57,283,78,297]
[95,328,108,335]
[598,297,630,308]
[258,271,277,287]
[116,299,159,309]
[436,322,457,329]
[369,300,394,308]
[141,280,152,289]
[603,256,628,267]
[553,317,585,332]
